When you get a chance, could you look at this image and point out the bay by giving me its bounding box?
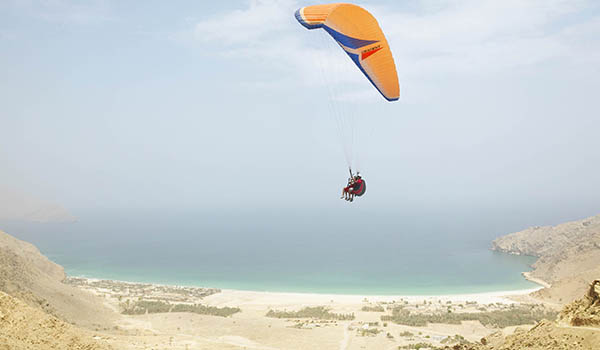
[1,208,538,295]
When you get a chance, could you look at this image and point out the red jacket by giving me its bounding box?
[351,179,363,193]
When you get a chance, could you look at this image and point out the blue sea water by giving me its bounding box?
[1,208,538,295]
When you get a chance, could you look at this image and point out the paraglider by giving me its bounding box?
[294,3,399,202]
[341,171,366,202]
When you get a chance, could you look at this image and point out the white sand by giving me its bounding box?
[206,286,544,309]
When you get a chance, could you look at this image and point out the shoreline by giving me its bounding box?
[63,275,556,350]
[210,287,545,305]
[67,275,544,305]
[522,271,551,289]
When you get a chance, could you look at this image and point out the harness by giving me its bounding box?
[350,180,366,196]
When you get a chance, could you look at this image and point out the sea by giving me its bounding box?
[1,208,539,295]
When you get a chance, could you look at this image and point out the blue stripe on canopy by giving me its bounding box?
[323,26,378,49]
[346,52,398,102]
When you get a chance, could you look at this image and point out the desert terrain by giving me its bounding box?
[1,214,599,349]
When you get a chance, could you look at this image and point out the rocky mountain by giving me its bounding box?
[0,229,118,329]
[0,186,76,223]
[559,280,600,327]
[484,319,599,350]
[492,214,600,303]
[0,290,113,350]
[446,280,600,350]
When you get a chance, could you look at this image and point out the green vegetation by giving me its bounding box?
[120,300,240,317]
[382,305,557,328]
[361,305,385,312]
[266,306,354,320]
[291,322,306,329]
[441,334,468,345]
[122,300,170,314]
[398,342,434,350]
[358,328,380,336]
[399,331,414,337]
[170,303,240,317]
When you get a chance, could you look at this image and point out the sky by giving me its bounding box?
[1,0,600,224]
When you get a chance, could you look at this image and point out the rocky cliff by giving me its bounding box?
[559,280,600,327]
[0,229,118,329]
[492,214,600,303]
[445,280,600,350]
[0,290,113,350]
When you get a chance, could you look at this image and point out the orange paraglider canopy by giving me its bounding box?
[295,3,400,101]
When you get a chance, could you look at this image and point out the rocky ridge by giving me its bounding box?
[0,229,117,329]
[559,280,600,327]
[443,280,600,350]
[0,186,76,223]
[492,214,600,303]
[0,290,112,350]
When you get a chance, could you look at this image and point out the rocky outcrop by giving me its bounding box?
[0,186,76,223]
[492,214,600,303]
[491,215,600,274]
[0,229,64,281]
[447,281,600,350]
[559,280,600,327]
[0,229,118,329]
[492,319,599,350]
[492,281,600,350]
[0,290,113,350]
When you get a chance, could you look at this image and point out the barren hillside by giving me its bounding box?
[0,229,118,329]
[447,281,600,350]
[492,214,600,303]
[559,280,600,327]
[0,290,113,350]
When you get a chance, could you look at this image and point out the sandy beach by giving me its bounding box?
[209,286,545,306]
[65,276,550,350]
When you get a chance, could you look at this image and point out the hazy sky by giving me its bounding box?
[1,0,599,221]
